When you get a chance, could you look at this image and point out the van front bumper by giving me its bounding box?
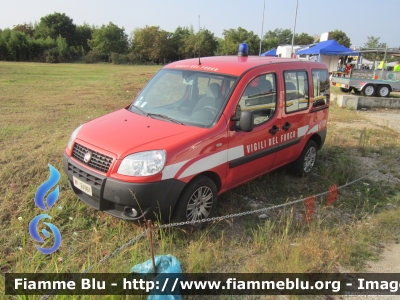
[63,153,186,221]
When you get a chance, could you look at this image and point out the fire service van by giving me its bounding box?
[63,44,330,223]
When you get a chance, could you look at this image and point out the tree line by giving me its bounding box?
[0,12,366,65]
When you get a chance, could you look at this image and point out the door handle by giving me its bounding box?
[282,122,292,131]
[269,125,279,135]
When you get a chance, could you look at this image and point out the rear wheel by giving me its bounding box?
[361,84,376,97]
[377,85,390,97]
[173,175,218,224]
[292,140,318,177]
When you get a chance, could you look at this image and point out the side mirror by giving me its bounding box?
[230,110,254,132]
[240,110,254,132]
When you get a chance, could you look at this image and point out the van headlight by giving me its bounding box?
[67,124,84,150]
[118,150,166,176]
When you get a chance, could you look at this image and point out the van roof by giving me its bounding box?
[165,56,325,77]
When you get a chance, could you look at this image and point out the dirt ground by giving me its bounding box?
[359,108,400,134]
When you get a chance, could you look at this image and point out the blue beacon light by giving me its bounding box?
[238,43,249,57]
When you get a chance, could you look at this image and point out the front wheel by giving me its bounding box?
[361,84,376,97]
[292,140,318,177]
[173,175,218,224]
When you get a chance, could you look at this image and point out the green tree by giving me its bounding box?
[130,26,162,62]
[294,32,313,45]
[171,26,192,60]
[130,26,176,63]
[88,22,128,62]
[34,12,77,46]
[183,28,218,58]
[7,30,29,61]
[364,36,386,49]
[263,29,292,44]
[26,36,54,61]
[76,23,93,53]
[329,30,351,47]
[362,36,388,61]
[262,28,295,52]
[0,29,11,60]
[56,35,68,58]
[151,29,173,63]
[13,23,34,37]
[219,27,260,55]
[197,29,218,57]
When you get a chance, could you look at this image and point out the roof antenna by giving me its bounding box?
[198,15,201,65]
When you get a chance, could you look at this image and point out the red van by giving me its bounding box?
[63,47,330,223]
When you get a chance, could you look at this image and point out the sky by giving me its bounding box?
[1,0,399,49]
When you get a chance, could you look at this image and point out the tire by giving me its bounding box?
[292,140,318,177]
[340,87,352,93]
[361,84,376,97]
[173,175,218,224]
[377,85,390,97]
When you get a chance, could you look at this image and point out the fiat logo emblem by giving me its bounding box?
[83,151,92,163]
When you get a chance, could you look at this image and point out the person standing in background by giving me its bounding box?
[345,63,352,77]
[393,61,400,72]
[377,60,387,70]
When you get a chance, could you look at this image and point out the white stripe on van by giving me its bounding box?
[178,150,229,179]
[228,145,244,160]
[161,146,245,180]
[308,125,319,134]
[297,125,309,137]
[162,159,190,180]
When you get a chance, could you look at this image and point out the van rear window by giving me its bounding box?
[284,70,309,113]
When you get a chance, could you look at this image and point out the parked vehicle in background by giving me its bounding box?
[331,76,400,97]
[63,44,330,223]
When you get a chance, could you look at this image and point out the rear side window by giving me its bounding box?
[312,69,330,107]
[237,73,277,126]
[284,71,309,113]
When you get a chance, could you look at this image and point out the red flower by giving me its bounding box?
[304,195,316,223]
[326,184,338,206]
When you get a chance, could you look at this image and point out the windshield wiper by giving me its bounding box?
[147,113,184,125]
[130,105,148,116]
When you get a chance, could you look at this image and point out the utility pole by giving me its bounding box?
[259,0,266,56]
[290,0,299,58]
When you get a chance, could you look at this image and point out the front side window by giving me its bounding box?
[237,73,277,126]
[284,71,309,113]
[312,69,330,107]
[130,69,237,127]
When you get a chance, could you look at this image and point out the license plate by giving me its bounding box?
[73,176,92,196]
[335,83,345,87]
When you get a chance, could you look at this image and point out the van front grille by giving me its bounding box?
[72,143,113,173]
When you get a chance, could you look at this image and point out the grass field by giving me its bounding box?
[1,62,400,299]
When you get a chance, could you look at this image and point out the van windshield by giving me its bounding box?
[129,69,237,127]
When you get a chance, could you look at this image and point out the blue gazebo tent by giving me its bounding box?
[261,49,277,56]
[296,40,355,56]
[296,40,355,72]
